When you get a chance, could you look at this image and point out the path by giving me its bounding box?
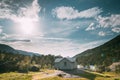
[32,70,81,80]
[32,70,60,80]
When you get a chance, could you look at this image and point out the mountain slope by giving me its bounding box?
[0,44,17,53]
[0,44,41,56]
[17,50,41,56]
[75,35,120,66]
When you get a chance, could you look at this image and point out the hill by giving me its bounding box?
[0,44,41,56]
[0,44,17,53]
[17,50,40,56]
[75,35,120,66]
[0,44,55,73]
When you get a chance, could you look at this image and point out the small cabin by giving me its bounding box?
[54,57,77,70]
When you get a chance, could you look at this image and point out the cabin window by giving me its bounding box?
[64,62,67,66]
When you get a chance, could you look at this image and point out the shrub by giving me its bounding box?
[29,66,40,72]
[115,64,120,73]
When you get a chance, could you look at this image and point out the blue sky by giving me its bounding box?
[0,0,120,57]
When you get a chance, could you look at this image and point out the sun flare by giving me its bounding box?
[15,18,38,35]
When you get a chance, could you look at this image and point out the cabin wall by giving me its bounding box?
[54,59,77,70]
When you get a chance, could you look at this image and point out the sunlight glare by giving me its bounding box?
[17,18,38,35]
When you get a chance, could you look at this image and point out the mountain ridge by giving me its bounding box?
[74,35,120,66]
[0,44,41,56]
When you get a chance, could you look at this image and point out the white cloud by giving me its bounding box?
[0,26,7,40]
[94,14,120,34]
[0,0,41,22]
[0,1,12,19]
[52,6,102,20]
[96,14,120,28]
[0,0,44,36]
[0,29,2,33]
[0,26,3,34]
[85,23,95,31]
[98,31,106,36]
[0,33,8,40]
[14,0,40,22]
[2,36,106,57]
[112,27,120,33]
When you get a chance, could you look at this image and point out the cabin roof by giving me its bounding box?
[55,57,76,63]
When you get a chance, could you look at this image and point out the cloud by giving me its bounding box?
[52,6,102,20]
[3,36,106,57]
[14,0,40,22]
[112,27,120,33]
[0,0,41,22]
[96,14,120,28]
[85,14,120,34]
[0,29,2,34]
[98,31,106,36]
[38,37,69,41]
[0,33,31,43]
[0,26,8,39]
[0,33,8,40]
[0,26,3,34]
[1,39,31,43]
[0,0,44,36]
[85,23,95,31]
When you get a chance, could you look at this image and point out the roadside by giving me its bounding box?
[32,70,82,80]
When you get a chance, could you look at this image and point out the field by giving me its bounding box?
[0,72,31,80]
[0,69,120,80]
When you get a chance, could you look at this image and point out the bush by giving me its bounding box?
[57,73,66,77]
[97,65,105,73]
[105,67,111,72]
[18,65,29,73]
[29,66,40,72]
[115,64,120,73]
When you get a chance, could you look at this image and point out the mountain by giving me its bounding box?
[0,44,17,53]
[0,44,41,56]
[74,35,120,66]
[17,50,41,56]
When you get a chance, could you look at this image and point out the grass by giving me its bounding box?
[0,72,32,80]
[40,76,87,80]
[40,69,56,74]
[77,70,120,80]
[0,69,56,80]
[0,70,120,80]
[40,70,120,80]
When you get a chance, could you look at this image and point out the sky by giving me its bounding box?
[0,0,120,57]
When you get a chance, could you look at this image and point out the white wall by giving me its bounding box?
[54,58,77,70]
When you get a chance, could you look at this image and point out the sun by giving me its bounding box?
[16,18,38,35]
[19,20,35,35]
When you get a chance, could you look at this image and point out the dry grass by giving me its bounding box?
[78,70,120,80]
[0,70,120,80]
[0,72,31,80]
[32,69,58,80]
[40,76,87,80]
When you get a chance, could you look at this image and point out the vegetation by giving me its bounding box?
[0,69,120,80]
[115,64,120,73]
[0,35,120,80]
[0,72,32,80]
[75,35,120,72]
[0,51,55,73]
[40,70,120,80]
[40,76,87,80]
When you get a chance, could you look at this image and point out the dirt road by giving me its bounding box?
[32,70,81,80]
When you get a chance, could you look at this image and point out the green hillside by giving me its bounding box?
[75,35,120,67]
[0,44,55,73]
